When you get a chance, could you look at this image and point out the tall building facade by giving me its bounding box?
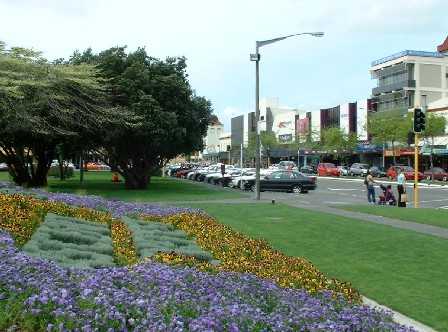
[370,40,448,115]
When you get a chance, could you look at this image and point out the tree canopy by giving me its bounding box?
[0,42,133,186]
[68,46,213,189]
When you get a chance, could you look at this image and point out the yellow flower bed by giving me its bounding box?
[0,194,45,245]
[143,213,360,302]
[0,193,138,265]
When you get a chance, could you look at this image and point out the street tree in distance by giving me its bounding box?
[367,113,410,165]
[421,113,446,180]
[320,127,358,164]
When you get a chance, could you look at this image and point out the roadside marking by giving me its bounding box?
[419,198,448,203]
[327,188,359,191]
[323,201,348,205]
[438,206,448,209]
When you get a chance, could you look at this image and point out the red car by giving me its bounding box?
[317,163,340,177]
[423,167,448,181]
[387,165,424,181]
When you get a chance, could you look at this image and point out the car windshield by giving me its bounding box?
[403,166,414,172]
[325,163,335,167]
[431,168,444,172]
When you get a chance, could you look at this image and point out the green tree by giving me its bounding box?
[0,42,129,187]
[367,114,410,165]
[421,113,446,179]
[77,46,212,189]
[321,128,357,163]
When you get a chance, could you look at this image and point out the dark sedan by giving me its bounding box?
[245,171,316,193]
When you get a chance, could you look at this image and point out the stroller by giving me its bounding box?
[378,184,397,206]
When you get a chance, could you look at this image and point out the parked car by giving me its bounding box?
[349,163,369,176]
[0,163,8,171]
[369,166,386,178]
[244,170,316,193]
[300,165,317,175]
[317,163,340,177]
[278,161,298,170]
[337,166,349,176]
[424,167,448,181]
[386,165,424,181]
[231,169,256,189]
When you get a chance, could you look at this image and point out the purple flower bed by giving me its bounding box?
[0,231,414,331]
[0,181,195,217]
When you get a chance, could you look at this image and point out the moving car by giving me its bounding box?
[349,163,369,176]
[386,165,424,181]
[317,163,340,177]
[244,170,317,193]
[369,166,386,178]
[423,167,448,181]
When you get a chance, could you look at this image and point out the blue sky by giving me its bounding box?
[1,0,446,130]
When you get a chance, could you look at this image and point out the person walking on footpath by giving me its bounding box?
[397,168,407,207]
[364,170,376,204]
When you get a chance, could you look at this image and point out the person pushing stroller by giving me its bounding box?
[378,184,397,206]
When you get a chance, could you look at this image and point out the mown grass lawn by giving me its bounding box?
[184,202,448,331]
[337,204,448,229]
[0,171,246,202]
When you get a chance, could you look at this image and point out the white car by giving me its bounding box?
[231,170,255,189]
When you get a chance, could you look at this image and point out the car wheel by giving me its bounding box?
[250,184,256,192]
[292,185,303,193]
[443,176,447,182]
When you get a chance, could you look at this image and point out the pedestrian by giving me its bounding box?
[364,170,376,204]
[221,163,225,177]
[397,168,407,207]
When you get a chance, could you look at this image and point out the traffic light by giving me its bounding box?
[413,108,426,133]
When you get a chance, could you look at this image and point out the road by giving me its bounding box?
[256,177,448,209]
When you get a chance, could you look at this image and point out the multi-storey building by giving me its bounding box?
[370,37,448,115]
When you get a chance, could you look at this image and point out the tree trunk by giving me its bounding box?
[391,141,396,165]
[123,168,150,189]
[430,137,435,182]
[58,156,64,181]
[80,153,84,183]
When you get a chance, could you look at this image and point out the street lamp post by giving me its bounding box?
[250,32,324,200]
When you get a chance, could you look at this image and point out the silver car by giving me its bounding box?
[349,163,369,176]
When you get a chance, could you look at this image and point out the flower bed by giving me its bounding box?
[123,216,214,262]
[0,184,417,330]
[23,213,115,269]
[143,213,361,302]
[0,231,414,331]
[0,193,138,265]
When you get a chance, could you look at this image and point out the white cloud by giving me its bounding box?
[0,0,445,131]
